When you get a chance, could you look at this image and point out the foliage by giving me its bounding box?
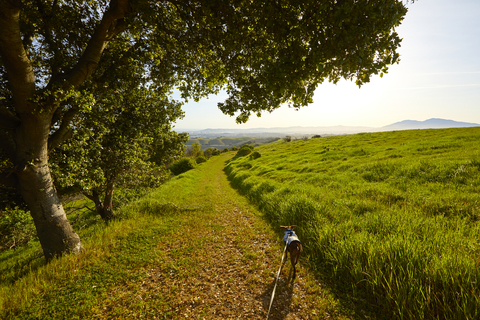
[284,136,292,142]
[250,151,261,160]
[204,147,221,159]
[190,142,203,158]
[226,127,480,319]
[169,158,197,176]
[195,156,207,164]
[49,88,187,221]
[0,208,36,251]
[235,145,254,157]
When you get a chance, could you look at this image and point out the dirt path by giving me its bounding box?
[142,153,349,319]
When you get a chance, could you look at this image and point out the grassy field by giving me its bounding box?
[2,127,480,319]
[0,153,348,319]
[225,127,480,319]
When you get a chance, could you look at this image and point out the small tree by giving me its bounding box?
[169,158,197,175]
[191,142,203,158]
[50,88,187,222]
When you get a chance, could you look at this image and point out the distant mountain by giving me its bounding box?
[381,118,480,131]
[179,118,480,138]
[183,125,376,138]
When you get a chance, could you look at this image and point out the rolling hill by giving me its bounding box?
[180,118,480,139]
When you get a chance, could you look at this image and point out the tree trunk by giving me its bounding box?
[15,113,83,261]
[86,183,115,223]
[103,180,115,222]
[0,0,130,261]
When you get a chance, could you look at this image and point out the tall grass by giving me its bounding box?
[225,127,480,319]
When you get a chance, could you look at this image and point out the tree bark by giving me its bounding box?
[85,183,115,223]
[15,111,83,260]
[103,180,115,222]
[0,1,83,260]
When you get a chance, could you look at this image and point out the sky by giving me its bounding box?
[174,0,480,130]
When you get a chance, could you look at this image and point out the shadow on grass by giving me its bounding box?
[258,277,295,320]
[0,246,45,285]
[223,163,388,320]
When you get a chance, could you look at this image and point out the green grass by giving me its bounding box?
[3,127,480,319]
[186,136,280,149]
[0,153,346,319]
[0,166,210,318]
[225,127,480,319]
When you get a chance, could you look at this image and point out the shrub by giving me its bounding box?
[195,156,207,164]
[250,151,261,159]
[169,158,196,175]
[284,136,292,142]
[0,207,36,251]
[236,144,254,157]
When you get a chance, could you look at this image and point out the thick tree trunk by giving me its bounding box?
[15,113,83,260]
[0,0,129,261]
[17,162,83,260]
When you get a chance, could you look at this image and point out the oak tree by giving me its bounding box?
[0,0,409,260]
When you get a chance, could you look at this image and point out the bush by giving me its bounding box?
[236,145,254,157]
[250,151,261,159]
[0,207,36,251]
[169,158,196,175]
[195,156,207,164]
[284,136,292,142]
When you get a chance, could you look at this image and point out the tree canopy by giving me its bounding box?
[0,0,409,260]
[50,86,187,222]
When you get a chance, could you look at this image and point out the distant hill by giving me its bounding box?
[178,118,480,138]
[185,136,281,151]
[381,118,480,131]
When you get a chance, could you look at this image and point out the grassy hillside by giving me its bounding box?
[186,136,280,150]
[226,127,480,319]
[0,153,347,319]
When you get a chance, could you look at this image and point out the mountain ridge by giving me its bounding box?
[178,118,480,138]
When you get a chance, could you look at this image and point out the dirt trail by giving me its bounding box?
[143,153,348,319]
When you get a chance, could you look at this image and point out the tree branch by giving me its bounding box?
[0,0,36,113]
[48,106,79,151]
[35,0,62,78]
[63,0,130,88]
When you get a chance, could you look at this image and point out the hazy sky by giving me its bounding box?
[175,0,480,130]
